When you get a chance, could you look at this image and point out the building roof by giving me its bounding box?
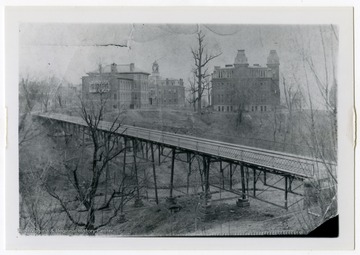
[248,66,271,70]
[87,63,150,75]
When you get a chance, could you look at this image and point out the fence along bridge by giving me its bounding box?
[35,113,336,212]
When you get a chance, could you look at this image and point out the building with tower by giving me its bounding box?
[148,61,185,107]
[82,63,150,110]
[211,50,280,112]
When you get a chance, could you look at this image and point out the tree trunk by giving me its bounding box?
[197,73,202,113]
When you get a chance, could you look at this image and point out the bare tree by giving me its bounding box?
[19,77,48,147]
[19,164,61,235]
[232,77,256,126]
[282,74,304,142]
[287,25,338,231]
[191,30,221,113]
[37,76,62,112]
[235,85,251,126]
[204,77,211,107]
[44,94,138,234]
[186,73,198,112]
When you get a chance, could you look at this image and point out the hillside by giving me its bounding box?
[103,107,335,159]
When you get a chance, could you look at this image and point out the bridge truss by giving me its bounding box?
[35,113,337,217]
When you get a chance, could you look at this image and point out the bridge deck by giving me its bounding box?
[36,113,337,179]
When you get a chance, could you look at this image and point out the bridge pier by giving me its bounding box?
[246,167,250,194]
[150,143,159,204]
[237,164,250,207]
[253,168,257,197]
[220,161,225,189]
[285,176,288,210]
[229,163,233,190]
[186,153,192,194]
[132,139,143,208]
[167,148,176,205]
[199,156,214,221]
[158,144,161,165]
[264,171,267,185]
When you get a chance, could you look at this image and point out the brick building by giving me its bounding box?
[82,63,150,110]
[148,61,185,107]
[211,50,280,112]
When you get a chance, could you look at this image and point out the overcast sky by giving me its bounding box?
[19,23,338,108]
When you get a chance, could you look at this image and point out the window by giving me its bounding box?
[222,106,224,112]
[218,106,220,111]
[264,105,267,111]
[227,106,229,112]
[260,106,263,111]
[230,106,233,111]
[89,80,110,93]
[255,106,258,111]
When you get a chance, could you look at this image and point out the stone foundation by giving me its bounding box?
[117,213,126,223]
[236,198,250,207]
[134,198,144,208]
[198,204,214,222]
[166,196,177,205]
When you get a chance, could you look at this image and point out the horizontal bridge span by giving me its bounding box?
[35,113,336,179]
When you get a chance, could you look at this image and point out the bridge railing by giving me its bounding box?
[36,113,338,178]
[107,121,315,177]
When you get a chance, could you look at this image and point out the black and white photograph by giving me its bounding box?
[3,5,355,251]
[17,22,340,237]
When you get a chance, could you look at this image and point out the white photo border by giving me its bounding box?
[4,5,355,251]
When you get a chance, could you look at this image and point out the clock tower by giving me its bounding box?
[152,61,160,76]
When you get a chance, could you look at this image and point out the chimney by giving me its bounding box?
[130,63,135,72]
[111,63,117,73]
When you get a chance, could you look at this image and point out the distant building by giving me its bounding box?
[148,61,185,107]
[82,63,150,110]
[211,50,280,112]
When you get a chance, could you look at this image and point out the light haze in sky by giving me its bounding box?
[19,24,338,108]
